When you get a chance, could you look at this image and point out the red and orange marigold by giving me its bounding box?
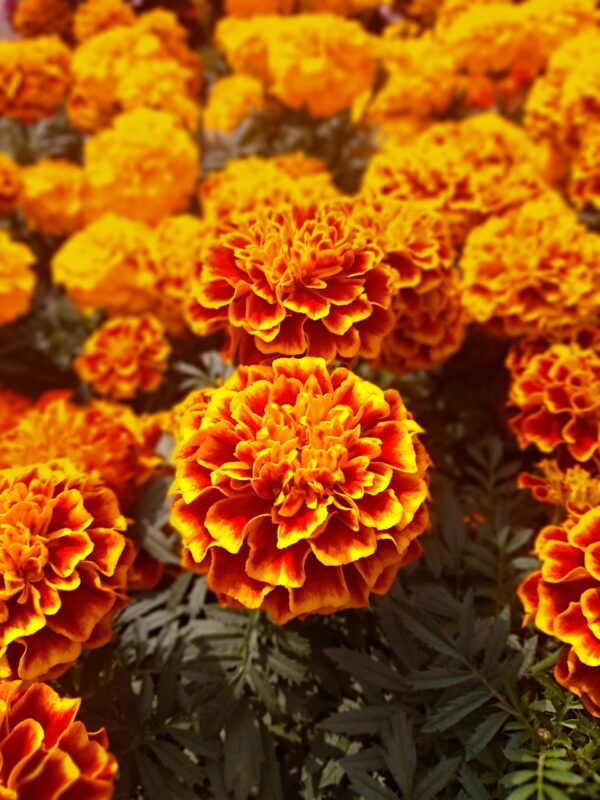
[171,357,430,624]
[0,461,134,681]
[509,342,600,464]
[0,681,117,798]
[186,203,395,365]
[519,460,600,520]
[555,645,600,718]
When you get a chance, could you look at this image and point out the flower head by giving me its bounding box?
[0,461,133,680]
[73,0,136,41]
[172,357,430,623]
[0,681,117,797]
[519,461,600,520]
[20,159,91,238]
[0,388,33,436]
[203,74,265,135]
[0,153,21,217]
[0,36,70,123]
[509,342,600,464]
[12,0,73,38]
[555,646,600,718]
[0,231,36,327]
[75,313,171,399]
[186,202,396,365]
[225,0,295,14]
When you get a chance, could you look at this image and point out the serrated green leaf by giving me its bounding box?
[465,711,510,761]
[414,756,462,800]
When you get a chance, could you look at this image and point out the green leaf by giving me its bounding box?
[422,687,491,733]
[414,756,462,800]
[465,711,510,761]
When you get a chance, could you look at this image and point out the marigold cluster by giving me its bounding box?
[0,231,36,327]
[0,681,117,799]
[12,0,74,38]
[20,159,91,238]
[171,358,430,623]
[75,313,171,399]
[73,0,136,42]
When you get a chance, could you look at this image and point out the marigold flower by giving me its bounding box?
[519,508,600,669]
[203,74,265,135]
[225,0,295,14]
[0,36,71,123]
[302,0,388,10]
[461,193,600,338]
[0,392,161,511]
[509,342,600,464]
[198,154,338,224]
[216,14,376,117]
[12,0,73,38]
[85,108,199,224]
[570,132,600,212]
[51,214,155,316]
[0,153,22,217]
[0,231,36,327]
[555,646,600,718]
[186,202,396,365]
[73,0,136,41]
[0,681,117,797]
[363,114,546,245]
[0,461,133,680]
[20,159,91,238]
[172,357,430,623]
[75,314,171,400]
[519,461,600,520]
[0,387,32,435]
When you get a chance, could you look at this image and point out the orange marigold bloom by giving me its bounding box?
[519,461,600,520]
[0,387,32,435]
[555,646,600,718]
[570,132,600,212]
[203,74,265,135]
[0,36,71,124]
[0,153,22,217]
[20,159,91,238]
[85,108,199,224]
[75,313,171,400]
[51,214,155,316]
[509,342,600,464]
[0,231,36,327]
[73,0,136,41]
[460,193,600,338]
[186,203,395,365]
[12,0,73,38]
[0,461,133,680]
[225,0,295,14]
[0,393,161,511]
[519,508,600,668]
[0,681,117,798]
[172,357,430,623]
[363,114,546,245]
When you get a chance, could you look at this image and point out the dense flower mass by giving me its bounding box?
[0,461,133,680]
[0,231,36,327]
[75,313,171,399]
[460,193,600,338]
[171,358,430,623]
[0,36,71,123]
[0,388,33,435]
[509,342,600,465]
[0,153,22,216]
[203,74,265,135]
[519,508,600,669]
[20,159,91,238]
[186,202,396,365]
[12,0,74,38]
[0,681,117,798]
[73,0,136,41]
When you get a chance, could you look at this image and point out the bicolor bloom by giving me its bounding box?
[555,645,600,718]
[171,357,430,624]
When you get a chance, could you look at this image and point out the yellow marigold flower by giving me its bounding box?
[0,681,117,797]
[216,14,376,117]
[0,392,161,511]
[509,341,600,464]
[204,74,265,135]
[225,0,295,14]
[0,153,22,216]
[0,36,71,123]
[51,214,155,315]
[85,108,199,224]
[0,461,134,680]
[75,313,171,399]
[570,132,600,211]
[73,0,136,41]
[12,0,73,38]
[0,387,32,435]
[187,202,396,365]
[172,357,430,623]
[20,159,91,237]
[519,460,600,520]
[135,9,202,77]
[199,154,338,223]
[460,193,600,338]
[0,231,36,326]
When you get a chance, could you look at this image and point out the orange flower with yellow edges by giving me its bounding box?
[0,153,22,216]
[172,357,430,624]
[519,461,600,520]
[0,388,32,436]
[0,36,71,123]
[555,646,600,718]
[0,461,134,680]
[0,393,161,511]
[0,231,36,327]
[509,342,600,464]
[75,313,171,400]
[186,203,395,365]
[73,0,136,41]
[20,159,91,238]
[461,193,600,338]
[519,508,600,669]
[0,681,117,798]
[12,0,73,38]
